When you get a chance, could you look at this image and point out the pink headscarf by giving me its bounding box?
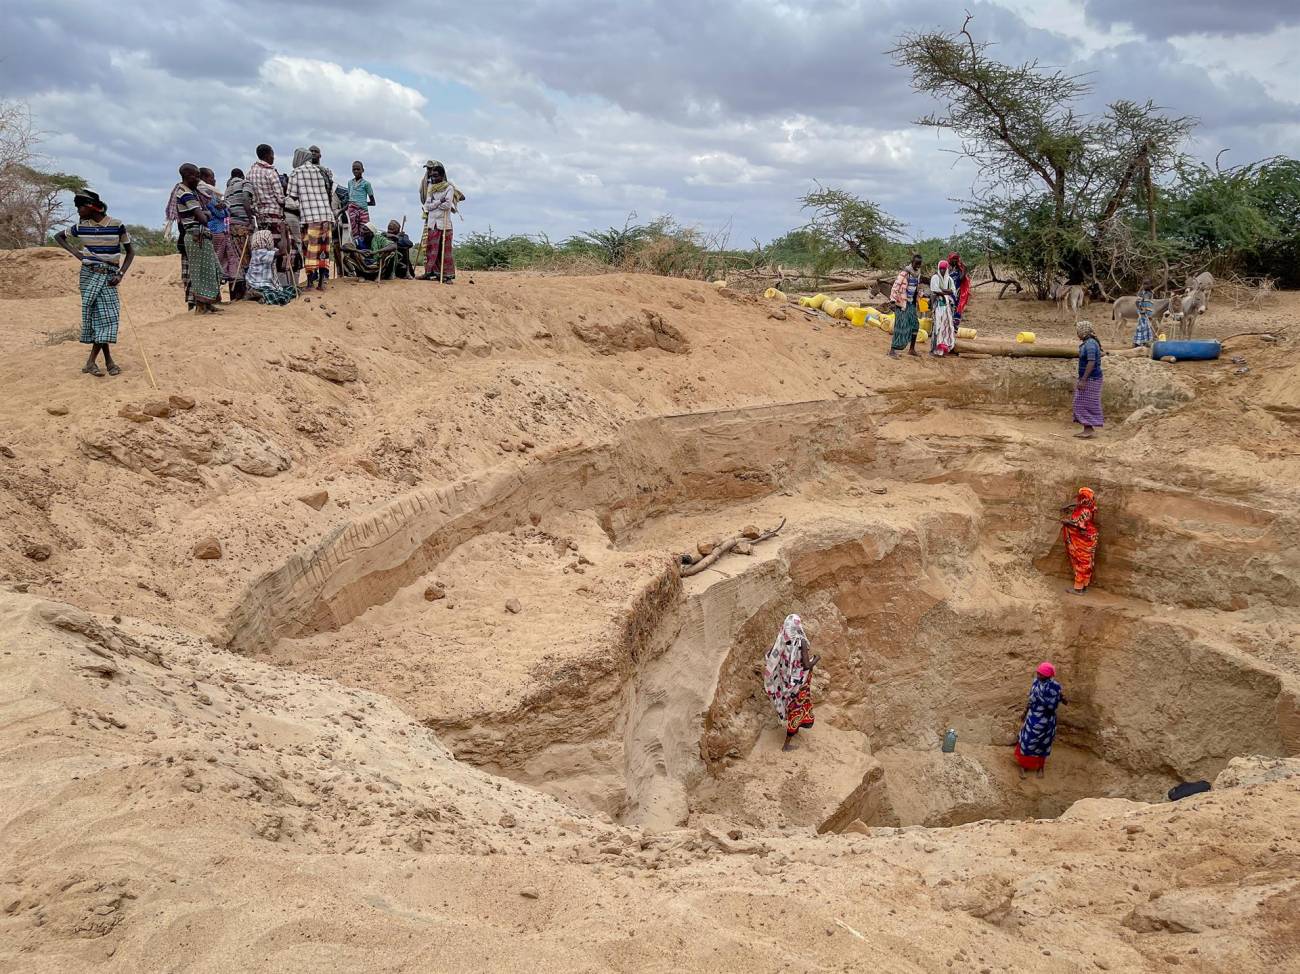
[1036,661,1056,678]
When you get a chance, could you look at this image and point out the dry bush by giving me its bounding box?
[519,249,617,277]
[1216,274,1279,310]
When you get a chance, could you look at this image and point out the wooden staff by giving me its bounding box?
[118,303,160,391]
[436,193,452,283]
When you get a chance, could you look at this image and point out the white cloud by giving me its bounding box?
[4,0,1297,244]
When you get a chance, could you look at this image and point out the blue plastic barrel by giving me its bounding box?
[1151,339,1221,361]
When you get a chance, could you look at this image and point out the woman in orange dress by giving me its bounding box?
[1061,487,1098,595]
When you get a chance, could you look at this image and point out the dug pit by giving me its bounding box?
[246,383,1300,837]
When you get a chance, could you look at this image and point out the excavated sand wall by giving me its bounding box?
[221,377,1300,833]
[221,398,877,654]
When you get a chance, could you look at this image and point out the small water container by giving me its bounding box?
[942,728,958,753]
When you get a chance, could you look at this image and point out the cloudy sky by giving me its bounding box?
[6,0,1300,244]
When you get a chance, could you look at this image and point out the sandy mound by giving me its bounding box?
[2,254,1299,971]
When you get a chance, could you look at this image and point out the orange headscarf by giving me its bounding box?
[1077,486,1095,507]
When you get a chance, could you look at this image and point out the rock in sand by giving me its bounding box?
[192,537,223,560]
[298,490,329,510]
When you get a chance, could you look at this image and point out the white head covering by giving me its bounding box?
[763,614,808,720]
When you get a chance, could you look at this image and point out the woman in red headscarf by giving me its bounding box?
[1016,661,1066,777]
[947,252,971,329]
[1061,487,1098,594]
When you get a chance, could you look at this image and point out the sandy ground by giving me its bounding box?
[2,249,1299,972]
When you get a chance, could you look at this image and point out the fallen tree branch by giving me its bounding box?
[817,280,879,293]
[680,517,786,577]
[1220,330,1281,344]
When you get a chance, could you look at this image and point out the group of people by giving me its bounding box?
[763,485,1099,776]
[885,254,1112,441]
[165,149,467,310]
[888,252,972,359]
[51,151,467,376]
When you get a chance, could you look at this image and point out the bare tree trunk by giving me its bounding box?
[1143,160,1157,242]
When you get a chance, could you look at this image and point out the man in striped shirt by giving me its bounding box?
[248,143,288,267]
[54,189,135,377]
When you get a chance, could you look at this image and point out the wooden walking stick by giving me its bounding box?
[118,303,160,392]
[437,208,450,284]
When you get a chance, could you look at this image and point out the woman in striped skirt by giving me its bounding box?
[1073,321,1103,438]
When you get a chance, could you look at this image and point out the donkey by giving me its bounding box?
[1173,289,1206,340]
[1056,284,1088,320]
[1186,271,1214,309]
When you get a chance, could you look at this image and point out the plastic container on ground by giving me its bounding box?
[1016,331,1036,344]
[1150,339,1221,361]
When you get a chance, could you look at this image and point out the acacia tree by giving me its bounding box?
[799,185,904,270]
[0,100,85,248]
[891,16,1194,296]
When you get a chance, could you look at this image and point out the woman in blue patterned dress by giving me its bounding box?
[1015,661,1067,778]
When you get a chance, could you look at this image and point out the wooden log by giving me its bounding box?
[955,339,1149,360]
[680,518,785,577]
[817,280,878,293]
[956,339,1079,358]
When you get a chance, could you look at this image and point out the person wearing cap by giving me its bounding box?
[1015,662,1067,778]
[929,258,957,356]
[53,190,135,377]
[418,159,440,204]
[420,160,463,282]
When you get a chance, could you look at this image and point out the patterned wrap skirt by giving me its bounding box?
[1064,525,1098,589]
[253,284,298,306]
[425,225,456,279]
[785,685,815,736]
[303,221,332,273]
[890,301,920,350]
[184,232,221,305]
[1072,377,1104,428]
[346,203,369,239]
[227,221,253,281]
[79,263,120,344]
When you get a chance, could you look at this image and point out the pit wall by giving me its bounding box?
[222,398,877,654]
[688,496,1300,828]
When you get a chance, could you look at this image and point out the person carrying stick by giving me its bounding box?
[419,161,463,283]
[53,189,135,377]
